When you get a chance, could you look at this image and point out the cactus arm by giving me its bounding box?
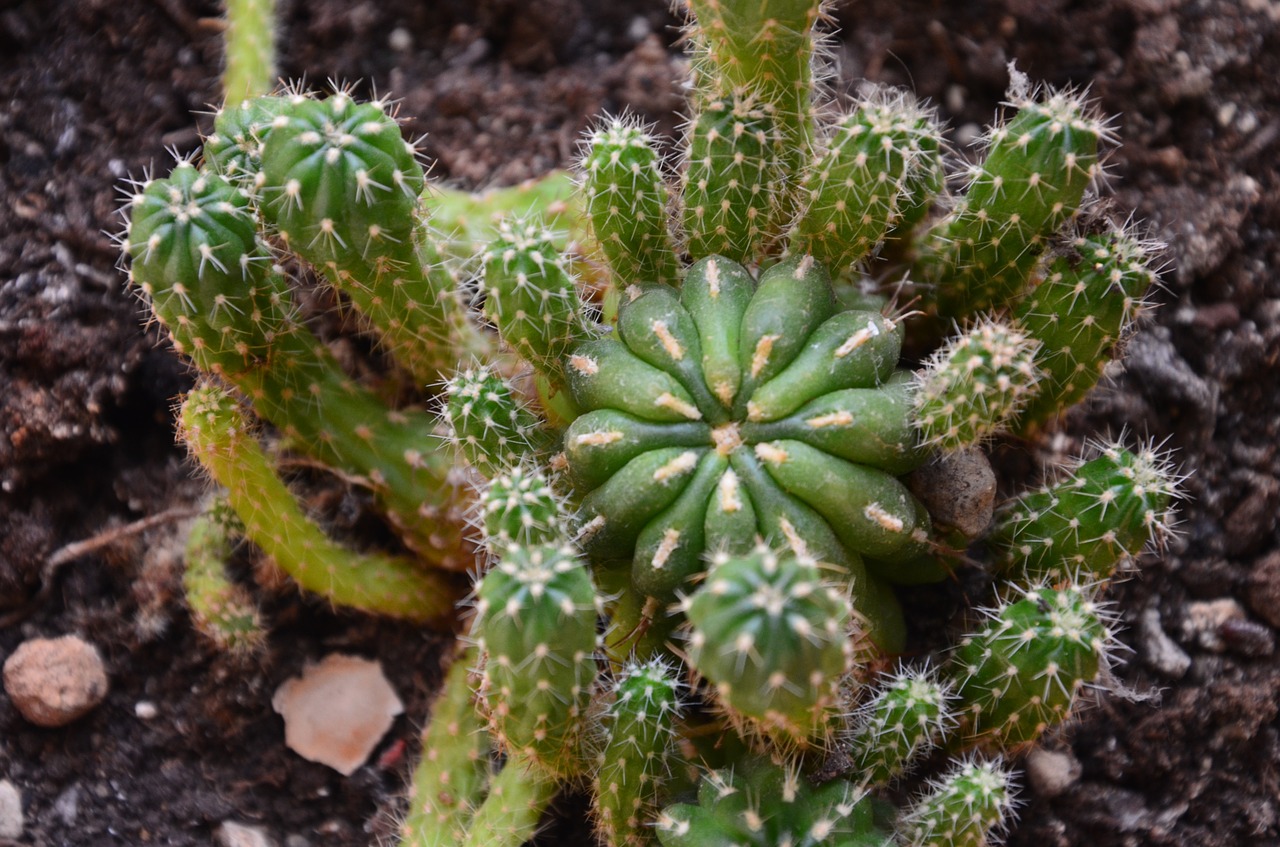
[459,757,560,847]
[898,758,1017,847]
[182,494,265,653]
[179,383,461,622]
[222,0,277,106]
[400,645,492,847]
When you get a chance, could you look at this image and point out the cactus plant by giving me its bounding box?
[116,1,1186,845]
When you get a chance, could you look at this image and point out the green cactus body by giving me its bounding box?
[656,758,892,847]
[683,546,852,748]
[682,95,778,265]
[179,383,459,621]
[204,94,288,189]
[952,585,1111,747]
[849,666,954,787]
[401,647,491,847]
[445,365,545,477]
[685,0,823,223]
[913,318,1042,451]
[990,445,1177,583]
[258,91,482,383]
[182,496,265,653]
[459,757,560,847]
[593,660,683,847]
[474,543,599,777]
[221,0,276,106]
[1013,229,1158,431]
[480,465,566,552]
[899,758,1016,847]
[921,90,1103,320]
[426,170,582,261]
[583,118,680,288]
[564,255,928,649]
[790,94,941,274]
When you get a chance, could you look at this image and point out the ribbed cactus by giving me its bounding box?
[118,3,1185,845]
[181,495,265,654]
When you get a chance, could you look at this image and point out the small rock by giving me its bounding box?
[52,783,79,826]
[0,780,23,839]
[1025,748,1082,798]
[215,821,275,847]
[134,700,158,720]
[1139,606,1192,679]
[272,654,403,776]
[906,447,997,538]
[3,635,109,727]
[1183,598,1248,652]
[1247,551,1280,629]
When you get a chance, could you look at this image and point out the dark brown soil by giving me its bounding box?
[1,0,1277,845]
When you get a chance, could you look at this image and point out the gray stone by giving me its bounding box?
[906,447,996,538]
[0,780,23,840]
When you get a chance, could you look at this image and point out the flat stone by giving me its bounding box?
[3,635,109,727]
[215,820,275,847]
[272,654,403,776]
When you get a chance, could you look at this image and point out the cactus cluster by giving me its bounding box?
[117,1,1182,845]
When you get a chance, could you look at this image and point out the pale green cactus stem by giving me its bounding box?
[179,383,460,622]
[427,170,583,261]
[656,757,892,847]
[898,758,1017,847]
[789,91,943,274]
[593,659,684,847]
[445,365,546,478]
[182,494,265,654]
[1012,227,1159,432]
[682,93,778,265]
[990,443,1178,583]
[459,758,560,847]
[222,0,276,106]
[848,664,955,787]
[951,584,1113,748]
[482,218,586,424]
[682,545,853,749]
[258,90,487,385]
[473,543,600,777]
[913,317,1043,451]
[400,645,492,847]
[582,117,680,289]
[918,86,1104,321]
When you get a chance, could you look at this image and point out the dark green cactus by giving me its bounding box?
[898,758,1017,847]
[848,665,955,787]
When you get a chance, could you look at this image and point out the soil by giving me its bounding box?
[1,0,1277,845]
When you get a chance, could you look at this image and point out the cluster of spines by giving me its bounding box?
[581,117,680,288]
[789,92,943,273]
[950,584,1114,748]
[478,465,566,553]
[445,365,544,478]
[681,545,853,749]
[898,758,1017,847]
[919,87,1107,321]
[913,318,1042,451]
[592,660,683,847]
[473,543,600,777]
[990,442,1179,583]
[848,664,955,787]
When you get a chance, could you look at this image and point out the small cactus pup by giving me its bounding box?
[682,545,853,749]
[990,441,1180,583]
[656,757,893,847]
[847,664,955,787]
[898,758,1018,847]
[181,494,266,654]
[950,584,1117,749]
